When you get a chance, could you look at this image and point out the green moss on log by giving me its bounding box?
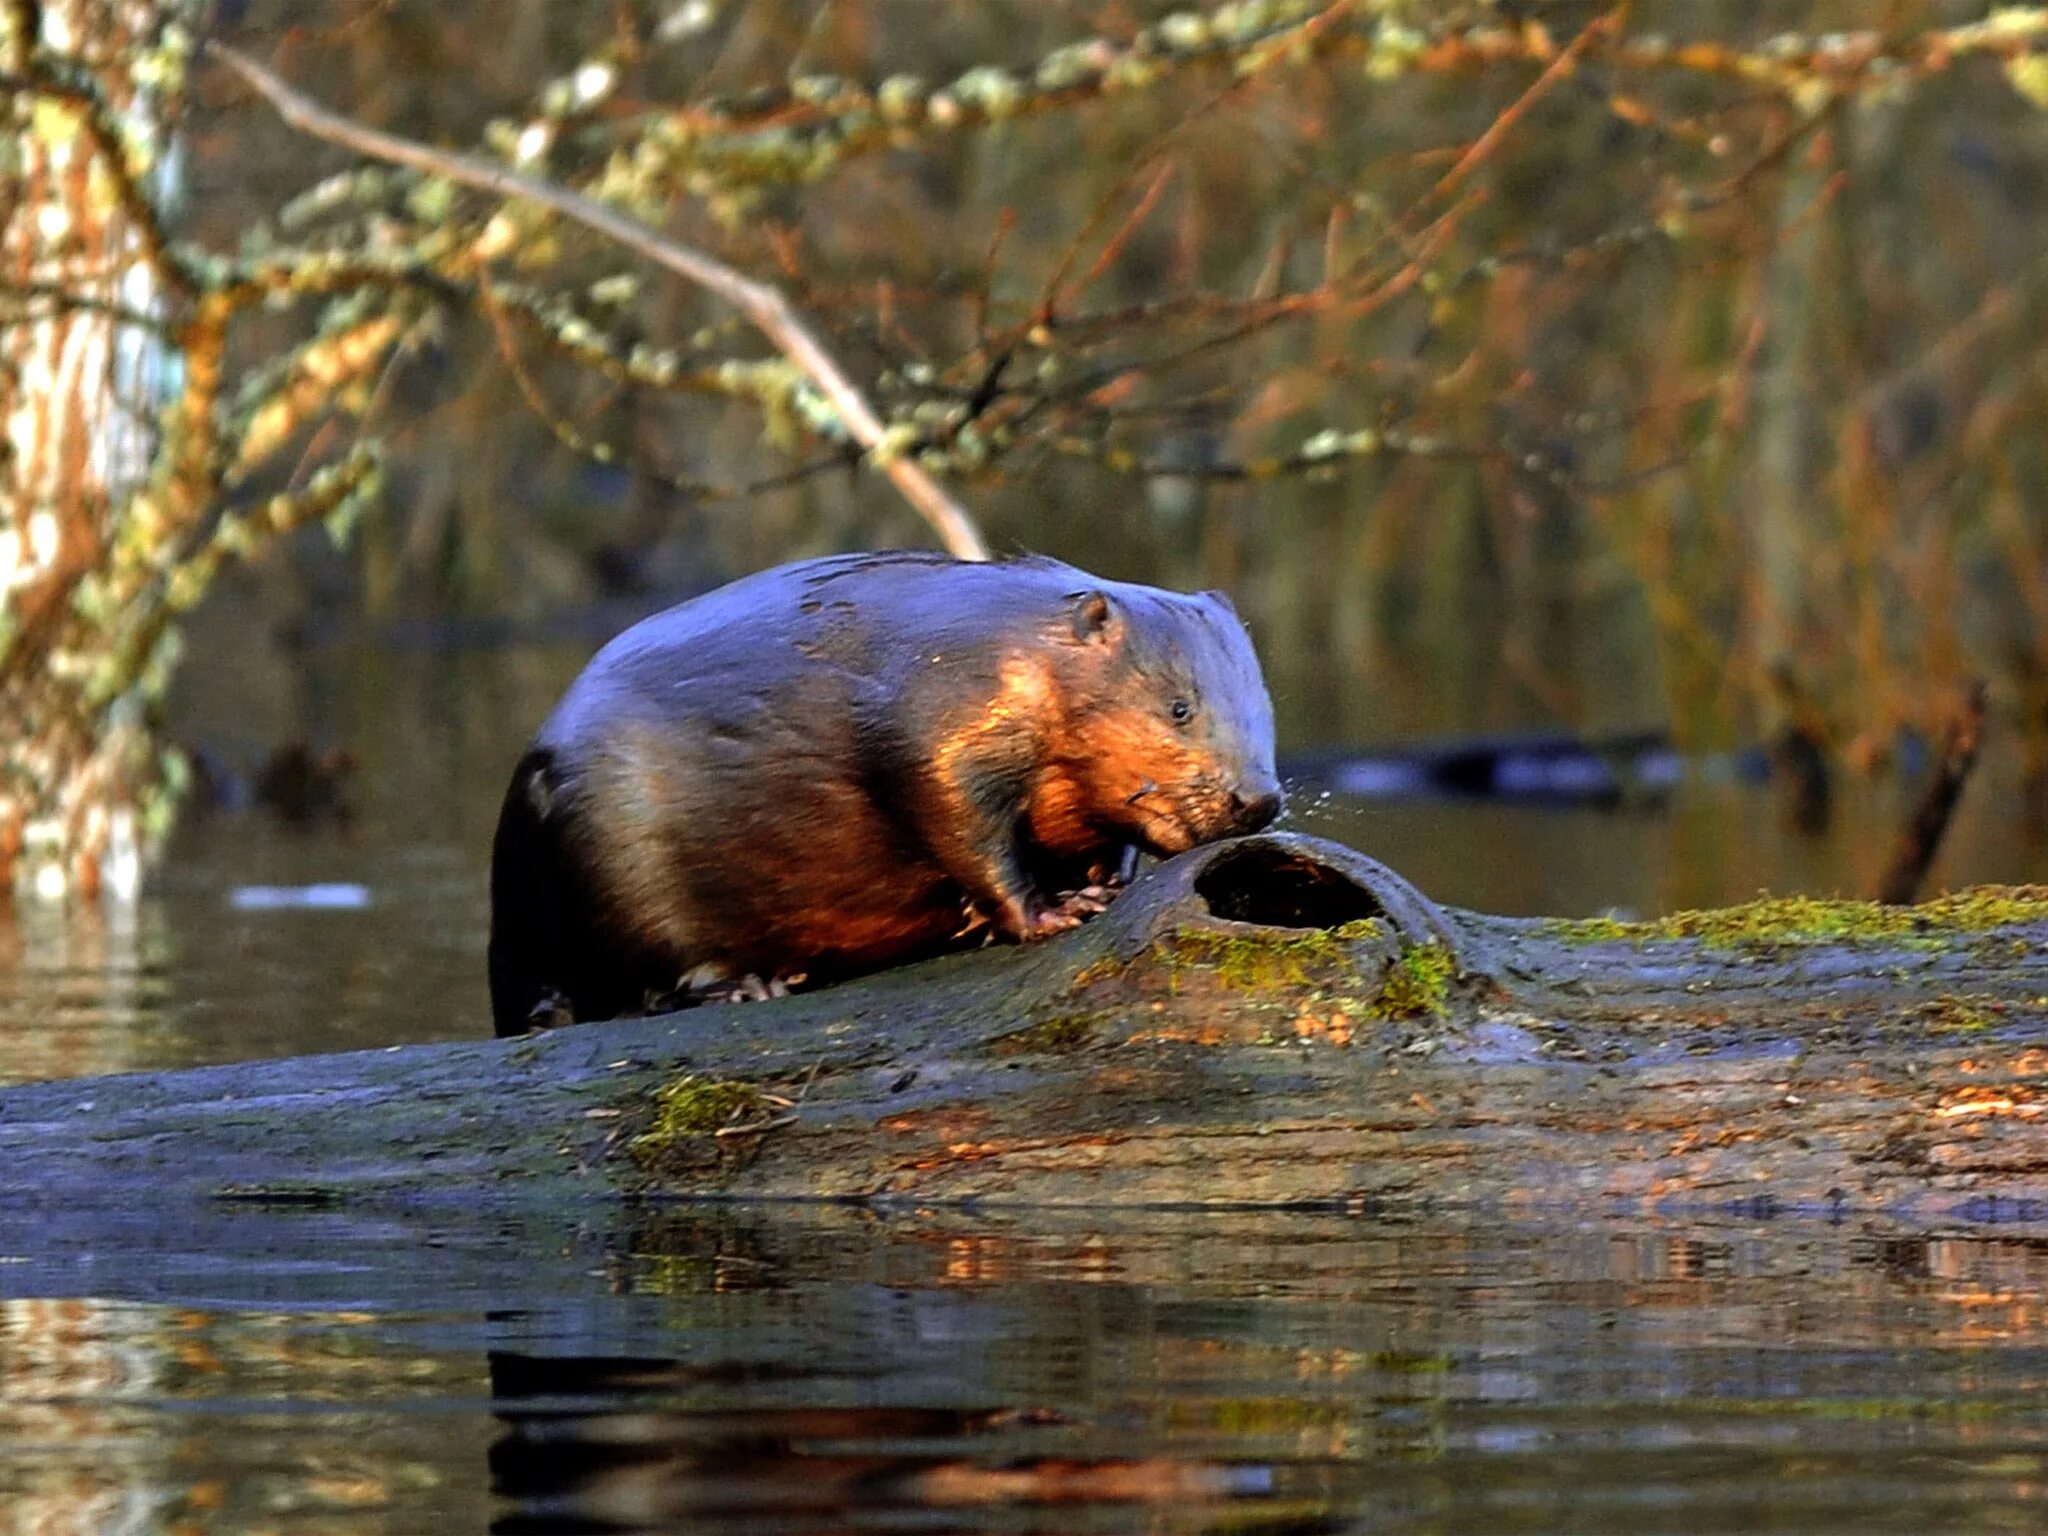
[1913,994,2030,1034]
[628,1074,774,1171]
[1544,885,2048,950]
[1153,918,1382,989]
[1371,941,1455,1019]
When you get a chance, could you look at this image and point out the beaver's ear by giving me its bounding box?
[1201,588,1238,615]
[1066,589,1121,645]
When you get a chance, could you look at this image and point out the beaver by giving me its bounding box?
[488,550,1283,1036]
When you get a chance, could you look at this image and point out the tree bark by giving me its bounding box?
[0,0,190,900]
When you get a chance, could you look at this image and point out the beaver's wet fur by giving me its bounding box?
[488,551,1283,1035]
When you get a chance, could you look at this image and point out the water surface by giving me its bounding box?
[6,1205,2048,1533]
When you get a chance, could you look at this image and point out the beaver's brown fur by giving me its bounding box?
[488,551,1282,1035]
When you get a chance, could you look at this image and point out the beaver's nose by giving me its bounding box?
[1230,787,1283,832]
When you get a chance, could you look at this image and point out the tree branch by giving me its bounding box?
[204,42,988,562]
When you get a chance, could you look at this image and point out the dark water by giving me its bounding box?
[3,624,2047,1531]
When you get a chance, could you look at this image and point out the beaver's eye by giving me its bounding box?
[1169,698,1193,726]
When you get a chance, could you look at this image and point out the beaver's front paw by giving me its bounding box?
[1012,881,1129,941]
[1052,882,1119,920]
[987,892,1084,943]
[1022,899,1087,939]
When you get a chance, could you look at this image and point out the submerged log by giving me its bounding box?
[2,833,2046,1229]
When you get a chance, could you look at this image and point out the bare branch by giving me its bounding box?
[204,41,990,562]
[1431,12,1618,208]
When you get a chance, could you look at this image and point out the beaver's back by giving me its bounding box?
[537,550,1106,749]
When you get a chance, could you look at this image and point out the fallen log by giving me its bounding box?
[2,834,2046,1231]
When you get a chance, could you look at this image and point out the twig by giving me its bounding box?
[792,1058,824,1105]
[969,208,1013,346]
[1877,681,1988,906]
[205,41,989,561]
[1038,161,1178,327]
[1071,163,1178,311]
[1424,12,1619,210]
[713,1114,798,1139]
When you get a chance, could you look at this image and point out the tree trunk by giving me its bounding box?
[0,0,187,900]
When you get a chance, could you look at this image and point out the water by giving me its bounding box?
[3,627,2047,1531]
[4,1207,2047,1532]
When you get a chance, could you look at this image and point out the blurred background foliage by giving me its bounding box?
[14,0,2048,900]
[183,0,2048,766]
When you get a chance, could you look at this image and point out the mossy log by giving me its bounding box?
[2,834,2047,1231]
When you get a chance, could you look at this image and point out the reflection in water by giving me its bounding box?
[487,1358,1235,1536]
[450,1210,2048,1534]
[0,1204,2042,1528]
[0,899,175,1084]
[0,1291,489,1533]
[0,1298,179,1535]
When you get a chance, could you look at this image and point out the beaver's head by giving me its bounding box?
[1055,585,1283,858]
